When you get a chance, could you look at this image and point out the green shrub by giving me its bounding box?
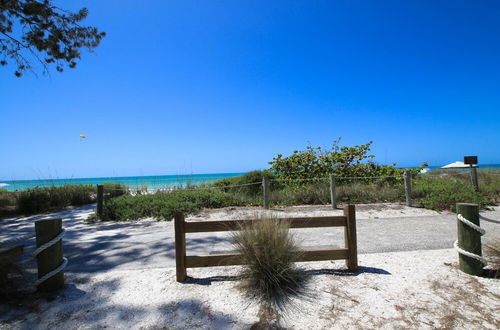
[232,217,310,324]
[269,139,427,182]
[101,189,242,221]
[413,177,494,211]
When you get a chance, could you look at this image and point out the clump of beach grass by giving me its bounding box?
[231,217,311,327]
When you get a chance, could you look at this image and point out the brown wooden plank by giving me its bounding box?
[344,205,358,271]
[184,216,347,233]
[186,254,244,267]
[299,248,349,262]
[185,248,349,268]
[174,212,187,282]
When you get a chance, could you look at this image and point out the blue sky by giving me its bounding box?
[1,0,499,180]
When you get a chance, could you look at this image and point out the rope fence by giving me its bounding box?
[32,228,67,287]
[455,203,499,275]
[0,219,66,291]
[96,168,497,212]
[101,181,263,192]
[455,214,488,265]
[479,214,500,224]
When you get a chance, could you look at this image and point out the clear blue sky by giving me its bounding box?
[1,0,499,180]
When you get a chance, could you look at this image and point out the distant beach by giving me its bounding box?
[0,173,245,191]
[426,164,500,171]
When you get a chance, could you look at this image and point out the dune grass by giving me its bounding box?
[0,183,128,217]
[231,217,310,326]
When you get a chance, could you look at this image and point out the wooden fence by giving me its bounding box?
[174,204,358,282]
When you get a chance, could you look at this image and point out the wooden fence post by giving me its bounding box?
[174,212,187,282]
[470,166,479,191]
[263,177,270,209]
[35,218,64,292]
[330,173,337,209]
[456,203,483,276]
[404,171,412,207]
[96,184,104,218]
[343,204,358,272]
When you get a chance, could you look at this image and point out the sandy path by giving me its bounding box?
[1,249,499,329]
[1,204,499,274]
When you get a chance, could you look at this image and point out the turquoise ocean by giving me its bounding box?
[0,173,245,191]
[1,164,499,191]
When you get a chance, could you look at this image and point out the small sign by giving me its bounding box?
[464,156,478,165]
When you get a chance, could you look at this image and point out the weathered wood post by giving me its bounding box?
[343,204,358,272]
[263,176,270,209]
[174,212,187,282]
[464,156,479,191]
[35,218,64,292]
[330,173,337,209]
[404,171,412,207]
[470,166,479,191]
[96,184,104,218]
[456,203,483,276]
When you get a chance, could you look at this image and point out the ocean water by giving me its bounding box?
[0,173,246,191]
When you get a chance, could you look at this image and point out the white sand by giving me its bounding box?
[2,204,499,329]
[2,249,499,329]
[190,203,443,221]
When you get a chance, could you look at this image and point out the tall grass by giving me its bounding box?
[17,184,96,214]
[0,183,128,216]
[0,188,16,208]
[268,181,405,205]
[232,217,310,324]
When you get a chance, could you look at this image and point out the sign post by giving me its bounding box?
[464,156,478,191]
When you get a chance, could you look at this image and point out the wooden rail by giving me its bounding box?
[174,204,358,282]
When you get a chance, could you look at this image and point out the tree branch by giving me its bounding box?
[0,31,27,48]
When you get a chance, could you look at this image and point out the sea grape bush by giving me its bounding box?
[268,139,427,183]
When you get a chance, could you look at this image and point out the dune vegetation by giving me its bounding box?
[1,141,498,221]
